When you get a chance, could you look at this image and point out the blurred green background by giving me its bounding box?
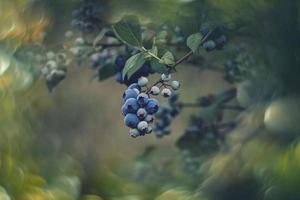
[1,0,300,199]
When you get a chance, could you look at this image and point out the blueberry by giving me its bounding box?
[146,126,153,134]
[137,93,149,107]
[161,73,171,81]
[71,20,84,29]
[116,72,124,84]
[145,115,154,123]
[202,40,216,52]
[137,108,147,119]
[137,121,149,133]
[115,55,126,71]
[129,128,140,138]
[138,76,148,87]
[84,22,94,33]
[215,35,227,49]
[123,89,138,101]
[124,114,140,128]
[123,98,139,114]
[146,99,160,114]
[150,86,160,95]
[171,81,180,90]
[161,88,172,97]
[128,83,141,90]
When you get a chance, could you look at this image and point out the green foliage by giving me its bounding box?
[122,52,146,79]
[112,15,143,47]
[160,51,175,65]
[187,33,203,53]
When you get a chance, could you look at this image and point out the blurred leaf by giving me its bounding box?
[98,63,117,81]
[160,51,175,65]
[112,15,142,47]
[187,33,202,53]
[150,59,169,73]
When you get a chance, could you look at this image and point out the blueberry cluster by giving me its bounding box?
[71,0,104,33]
[154,94,182,138]
[41,51,69,92]
[201,26,227,52]
[224,48,254,83]
[121,74,181,138]
[115,55,154,86]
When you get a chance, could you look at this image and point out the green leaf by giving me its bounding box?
[145,46,158,59]
[98,63,117,81]
[160,51,175,65]
[112,15,142,47]
[187,33,203,53]
[123,53,146,79]
[155,31,168,45]
[150,59,169,73]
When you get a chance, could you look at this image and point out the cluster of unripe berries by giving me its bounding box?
[71,0,102,33]
[201,26,227,52]
[40,51,68,92]
[115,55,154,86]
[121,74,180,138]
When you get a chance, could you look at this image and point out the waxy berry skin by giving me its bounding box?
[146,99,160,114]
[124,114,140,128]
[137,93,149,107]
[122,98,139,115]
[123,89,139,101]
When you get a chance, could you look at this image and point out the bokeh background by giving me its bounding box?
[1,0,300,200]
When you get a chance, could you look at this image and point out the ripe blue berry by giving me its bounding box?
[128,83,141,90]
[137,93,149,107]
[123,98,139,114]
[123,89,138,101]
[115,55,126,71]
[203,40,216,51]
[146,99,160,114]
[116,72,123,84]
[124,114,140,128]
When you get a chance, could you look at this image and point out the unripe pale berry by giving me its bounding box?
[171,81,180,90]
[161,88,172,97]
[46,60,57,70]
[138,76,148,87]
[65,31,74,38]
[137,121,148,132]
[129,128,140,138]
[46,51,56,60]
[161,73,171,81]
[75,37,85,46]
[137,108,147,119]
[150,86,160,95]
